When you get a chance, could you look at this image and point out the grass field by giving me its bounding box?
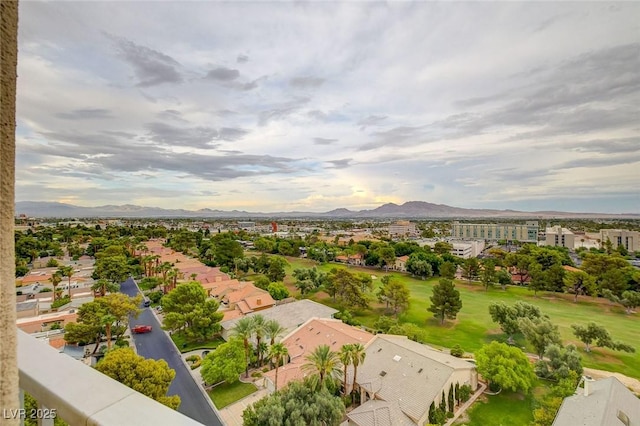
[279,256,640,379]
[170,332,225,353]
[208,381,257,409]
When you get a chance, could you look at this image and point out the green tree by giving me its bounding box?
[571,322,635,353]
[268,343,289,392]
[439,261,457,280]
[242,381,345,426]
[251,315,267,367]
[461,257,480,282]
[254,237,275,254]
[377,277,410,316]
[602,289,640,314]
[428,279,462,325]
[518,317,562,359]
[201,338,246,385]
[480,259,497,291]
[57,265,75,299]
[265,319,286,345]
[339,344,353,396]
[267,282,290,300]
[301,344,342,390]
[161,282,224,342]
[48,272,63,301]
[564,270,596,302]
[535,344,583,381]
[475,341,536,393]
[349,343,366,398]
[93,255,131,285]
[266,256,288,282]
[488,301,542,344]
[91,278,120,297]
[95,348,180,409]
[232,317,255,378]
[434,241,453,255]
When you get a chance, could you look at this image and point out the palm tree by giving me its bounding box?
[269,343,289,392]
[102,313,116,350]
[251,315,266,366]
[92,278,119,297]
[302,344,342,389]
[48,272,63,301]
[232,317,254,378]
[339,344,353,396]
[57,265,75,299]
[265,319,286,346]
[350,343,366,399]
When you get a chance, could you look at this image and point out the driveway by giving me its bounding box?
[121,277,224,426]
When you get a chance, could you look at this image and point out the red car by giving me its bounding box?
[131,325,152,334]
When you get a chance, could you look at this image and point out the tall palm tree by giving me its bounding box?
[339,344,354,395]
[269,343,289,392]
[265,319,286,346]
[232,317,255,378]
[48,272,62,301]
[251,315,266,366]
[92,278,119,297]
[302,344,342,389]
[350,343,366,399]
[57,265,75,299]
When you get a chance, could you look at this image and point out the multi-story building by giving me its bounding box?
[451,221,539,243]
[545,226,576,249]
[600,229,640,252]
[388,220,417,237]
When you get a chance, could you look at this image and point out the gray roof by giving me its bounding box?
[553,377,640,426]
[356,335,475,424]
[17,300,38,312]
[220,299,337,334]
[347,400,415,426]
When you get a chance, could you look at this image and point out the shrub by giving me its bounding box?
[251,371,263,378]
[459,384,472,402]
[46,258,59,267]
[39,287,53,293]
[450,344,464,357]
[148,290,163,304]
[186,355,201,363]
[51,296,71,309]
[115,338,129,348]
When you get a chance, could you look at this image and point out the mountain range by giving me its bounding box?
[14,201,640,219]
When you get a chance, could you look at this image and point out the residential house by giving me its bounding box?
[220,299,338,341]
[394,255,409,272]
[346,334,477,426]
[263,318,374,392]
[552,376,640,426]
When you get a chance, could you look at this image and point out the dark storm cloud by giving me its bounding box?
[109,35,183,87]
[313,137,338,145]
[258,97,310,126]
[55,108,114,120]
[31,130,301,181]
[325,159,352,169]
[290,76,325,88]
[205,67,240,81]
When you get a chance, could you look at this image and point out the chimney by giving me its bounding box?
[257,298,261,306]
[583,376,594,396]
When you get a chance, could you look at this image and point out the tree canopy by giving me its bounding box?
[571,322,635,353]
[201,337,246,385]
[95,348,180,409]
[427,278,462,325]
[242,381,345,426]
[161,281,224,342]
[488,301,542,343]
[475,341,536,393]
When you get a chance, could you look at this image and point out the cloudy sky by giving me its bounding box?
[16,1,640,213]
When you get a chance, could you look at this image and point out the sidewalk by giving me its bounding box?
[218,388,268,426]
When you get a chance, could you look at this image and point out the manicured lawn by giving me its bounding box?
[455,391,535,426]
[170,332,225,353]
[278,257,640,379]
[208,381,257,409]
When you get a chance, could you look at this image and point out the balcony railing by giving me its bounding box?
[17,330,203,425]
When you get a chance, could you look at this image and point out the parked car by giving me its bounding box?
[131,325,152,334]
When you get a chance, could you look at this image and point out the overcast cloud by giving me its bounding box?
[15,1,640,213]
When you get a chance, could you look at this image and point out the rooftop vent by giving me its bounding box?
[379,371,387,377]
[377,348,382,352]
[393,355,402,362]
[418,368,423,373]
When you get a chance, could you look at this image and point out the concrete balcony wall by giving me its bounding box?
[18,331,203,425]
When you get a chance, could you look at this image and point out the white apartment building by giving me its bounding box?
[545,226,576,249]
[451,221,539,243]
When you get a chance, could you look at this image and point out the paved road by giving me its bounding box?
[121,278,224,426]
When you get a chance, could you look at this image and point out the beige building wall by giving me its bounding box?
[451,222,539,243]
[1,1,19,419]
[600,229,640,252]
[545,226,576,249]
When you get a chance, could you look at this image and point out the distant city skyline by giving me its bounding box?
[16,2,640,214]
